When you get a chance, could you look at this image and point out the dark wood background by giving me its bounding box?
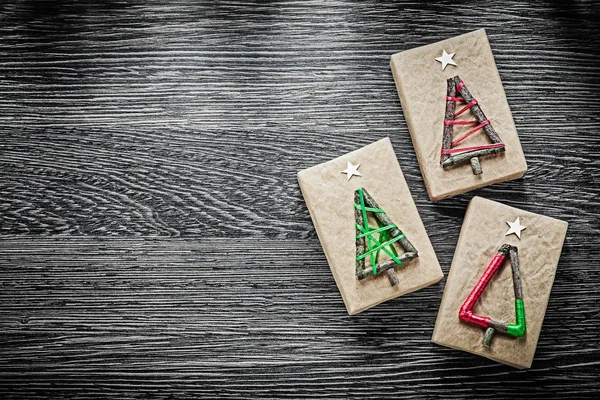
[1,1,599,398]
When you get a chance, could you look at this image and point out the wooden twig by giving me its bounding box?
[470,156,482,175]
[483,327,495,347]
[441,146,505,168]
[385,269,399,286]
[356,252,419,280]
[354,190,366,277]
[441,77,457,165]
[489,319,509,334]
[482,246,524,347]
[509,246,523,300]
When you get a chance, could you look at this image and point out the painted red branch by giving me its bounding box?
[458,248,508,329]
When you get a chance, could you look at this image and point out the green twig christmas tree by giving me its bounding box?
[354,187,418,286]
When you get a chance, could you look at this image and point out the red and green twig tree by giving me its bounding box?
[459,244,526,347]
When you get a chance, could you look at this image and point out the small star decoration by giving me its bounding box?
[505,217,526,239]
[435,49,457,71]
[341,161,361,181]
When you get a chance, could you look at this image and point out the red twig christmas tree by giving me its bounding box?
[440,75,505,175]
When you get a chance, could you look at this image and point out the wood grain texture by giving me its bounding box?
[1,237,599,399]
[1,0,599,398]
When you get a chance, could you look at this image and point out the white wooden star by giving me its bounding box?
[505,217,526,239]
[435,49,457,71]
[341,161,361,181]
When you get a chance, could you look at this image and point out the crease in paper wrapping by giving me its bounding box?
[432,196,568,369]
[390,29,527,201]
[297,138,443,315]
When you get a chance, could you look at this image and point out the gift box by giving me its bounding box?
[298,138,443,315]
[391,29,527,201]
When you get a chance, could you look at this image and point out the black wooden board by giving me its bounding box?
[1,1,600,398]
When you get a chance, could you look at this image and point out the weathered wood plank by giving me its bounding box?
[0,1,599,238]
[0,0,599,398]
[0,237,599,399]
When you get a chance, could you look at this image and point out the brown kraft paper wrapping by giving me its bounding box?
[432,196,568,369]
[390,29,527,201]
[298,138,443,315]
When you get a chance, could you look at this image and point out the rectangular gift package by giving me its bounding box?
[297,137,443,315]
[432,196,568,368]
[390,29,527,201]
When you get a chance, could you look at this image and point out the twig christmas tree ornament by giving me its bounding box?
[354,187,418,287]
[441,76,505,175]
[432,197,567,369]
[391,29,527,200]
[459,244,525,348]
[298,138,443,315]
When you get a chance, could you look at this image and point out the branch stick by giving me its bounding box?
[470,156,482,175]
[441,77,457,164]
[356,252,418,280]
[483,327,496,347]
[441,146,505,168]
[509,246,523,300]
[354,190,366,276]
[385,269,399,286]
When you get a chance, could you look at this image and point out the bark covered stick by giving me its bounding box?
[441,77,457,164]
[509,245,523,300]
[470,156,483,175]
[385,269,399,286]
[484,320,510,347]
[454,75,502,144]
[356,252,419,280]
[354,189,366,277]
[360,188,418,255]
[483,327,496,347]
[441,146,505,168]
